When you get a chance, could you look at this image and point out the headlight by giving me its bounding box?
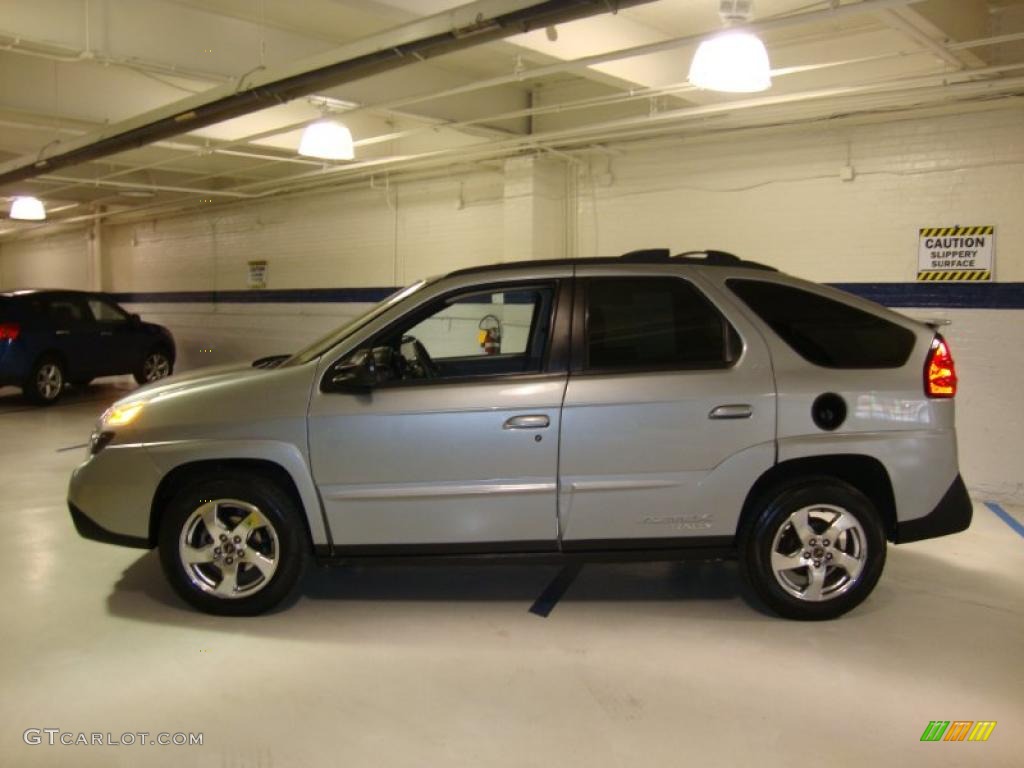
[102,401,145,427]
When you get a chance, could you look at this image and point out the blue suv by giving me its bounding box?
[0,289,175,405]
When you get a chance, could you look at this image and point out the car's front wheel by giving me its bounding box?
[24,355,66,405]
[740,478,886,620]
[135,348,173,385]
[158,472,309,615]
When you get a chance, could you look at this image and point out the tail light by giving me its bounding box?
[925,334,957,398]
[0,322,20,341]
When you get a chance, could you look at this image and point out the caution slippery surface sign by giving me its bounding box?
[918,226,994,282]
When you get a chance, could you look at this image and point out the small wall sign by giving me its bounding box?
[247,260,268,289]
[917,226,993,282]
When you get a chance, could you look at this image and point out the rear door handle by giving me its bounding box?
[709,404,752,420]
[55,330,70,336]
[100,331,113,336]
[503,414,550,430]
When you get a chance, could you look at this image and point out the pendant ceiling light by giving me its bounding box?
[688,0,772,93]
[298,118,355,161]
[9,196,46,221]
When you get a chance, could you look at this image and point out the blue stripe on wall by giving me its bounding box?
[832,282,1024,309]
[112,282,1024,309]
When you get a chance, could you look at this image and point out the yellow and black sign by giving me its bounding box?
[918,225,994,282]
[920,226,993,238]
[918,270,991,282]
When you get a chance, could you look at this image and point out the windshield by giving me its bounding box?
[282,280,429,367]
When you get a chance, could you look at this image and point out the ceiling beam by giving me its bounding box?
[879,1,990,69]
[0,0,655,188]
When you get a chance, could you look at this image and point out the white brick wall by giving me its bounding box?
[575,106,1024,281]
[2,104,1022,501]
[0,229,92,288]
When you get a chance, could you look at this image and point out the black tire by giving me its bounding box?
[158,471,309,616]
[134,348,173,385]
[739,477,886,620]
[23,355,66,406]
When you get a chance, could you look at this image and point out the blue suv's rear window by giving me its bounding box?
[727,279,915,369]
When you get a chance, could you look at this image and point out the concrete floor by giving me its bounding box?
[1,380,1022,768]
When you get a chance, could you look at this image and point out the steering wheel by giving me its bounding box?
[400,335,439,379]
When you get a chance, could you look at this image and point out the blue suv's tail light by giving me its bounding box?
[0,322,20,341]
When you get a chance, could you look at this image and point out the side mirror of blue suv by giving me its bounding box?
[0,289,176,405]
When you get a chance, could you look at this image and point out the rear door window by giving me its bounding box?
[45,297,89,327]
[583,277,740,372]
[727,279,915,368]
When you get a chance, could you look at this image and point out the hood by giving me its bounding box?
[120,361,262,405]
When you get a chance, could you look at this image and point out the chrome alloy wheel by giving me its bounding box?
[36,362,63,400]
[178,499,280,599]
[143,352,171,382]
[769,504,867,601]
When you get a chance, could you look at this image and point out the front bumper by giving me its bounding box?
[893,474,973,544]
[67,443,163,548]
[69,502,150,548]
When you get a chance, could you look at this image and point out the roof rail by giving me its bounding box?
[618,248,776,271]
[619,248,671,261]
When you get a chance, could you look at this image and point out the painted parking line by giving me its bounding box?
[529,563,582,618]
[984,502,1024,539]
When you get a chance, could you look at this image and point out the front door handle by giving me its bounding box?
[709,404,753,420]
[503,414,550,430]
[55,330,71,336]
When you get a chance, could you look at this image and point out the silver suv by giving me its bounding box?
[68,250,971,619]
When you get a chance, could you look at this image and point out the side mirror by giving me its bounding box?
[323,349,379,393]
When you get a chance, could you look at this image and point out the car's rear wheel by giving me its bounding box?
[24,355,65,405]
[135,348,173,385]
[740,478,886,620]
[158,472,309,615]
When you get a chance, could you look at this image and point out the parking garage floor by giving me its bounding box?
[1,381,1021,768]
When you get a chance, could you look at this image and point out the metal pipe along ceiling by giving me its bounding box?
[29,0,931,203]
[0,0,656,188]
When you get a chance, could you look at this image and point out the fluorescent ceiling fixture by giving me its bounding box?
[688,30,772,93]
[9,196,46,221]
[298,119,354,160]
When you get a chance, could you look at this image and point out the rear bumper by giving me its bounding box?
[0,340,31,385]
[893,474,972,544]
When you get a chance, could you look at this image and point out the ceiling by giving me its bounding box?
[1,0,1023,238]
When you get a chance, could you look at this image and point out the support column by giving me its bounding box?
[87,210,104,291]
[502,155,569,262]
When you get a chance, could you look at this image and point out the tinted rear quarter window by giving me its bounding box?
[585,277,740,371]
[727,279,915,368]
[45,297,88,326]
[1,298,40,323]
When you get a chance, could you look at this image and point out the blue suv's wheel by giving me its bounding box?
[135,348,173,385]
[24,355,65,406]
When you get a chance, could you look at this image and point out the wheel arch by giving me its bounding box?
[32,348,70,374]
[737,455,898,542]
[149,458,315,551]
